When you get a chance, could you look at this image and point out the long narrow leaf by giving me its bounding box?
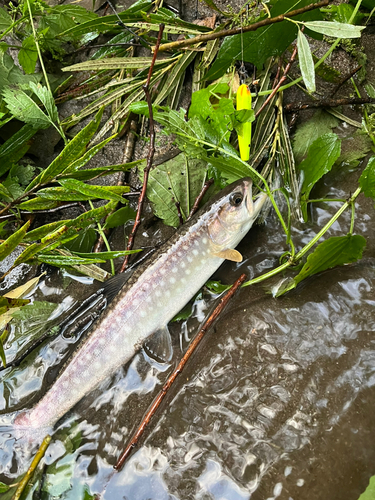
[0,221,30,261]
[297,30,316,94]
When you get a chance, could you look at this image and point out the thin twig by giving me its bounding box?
[173,198,184,226]
[332,64,362,96]
[114,273,247,470]
[157,0,329,53]
[120,23,165,273]
[284,96,375,112]
[186,178,214,221]
[11,435,51,500]
[256,42,299,117]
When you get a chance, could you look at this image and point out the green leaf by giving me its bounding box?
[0,338,6,369]
[292,110,338,163]
[0,124,37,166]
[0,7,12,32]
[303,21,365,38]
[142,154,211,227]
[61,135,116,175]
[359,156,375,199]
[58,179,128,203]
[103,205,136,229]
[37,253,105,265]
[16,198,60,211]
[205,280,230,293]
[10,164,35,186]
[28,82,58,123]
[62,57,174,73]
[2,87,52,129]
[26,108,103,191]
[24,221,70,242]
[358,475,375,500]
[18,35,38,74]
[297,30,316,93]
[0,221,30,261]
[72,249,141,259]
[299,133,341,220]
[279,234,366,295]
[63,228,96,253]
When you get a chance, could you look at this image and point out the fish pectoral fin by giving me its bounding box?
[213,249,243,262]
[102,271,130,303]
[143,325,173,364]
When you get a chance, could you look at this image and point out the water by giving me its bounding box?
[0,166,374,499]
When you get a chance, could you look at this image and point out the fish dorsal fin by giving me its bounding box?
[213,249,243,262]
[102,272,130,304]
[143,326,173,364]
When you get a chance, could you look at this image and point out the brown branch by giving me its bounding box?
[114,273,247,471]
[332,65,362,96]
[186,178,214,221]
[119,23,165,273]
[284,97,375,112]
[157,0,329,53]
[256,41,299,117]
[172,198,184,226]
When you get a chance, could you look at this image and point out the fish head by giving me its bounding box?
[207,178,267,249]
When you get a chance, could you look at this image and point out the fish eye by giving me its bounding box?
[229,192,244,207]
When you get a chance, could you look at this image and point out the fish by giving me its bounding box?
[14,178,266,430]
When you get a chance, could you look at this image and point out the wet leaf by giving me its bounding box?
[297,30,316,93]
[2,86,53,129]
[303,21,364,38]
[26,108,104,191]
[13,226,70,266]
[58,179,128,203]
[54,249,110,281]
[0,221,30,262]
[3,273,45,298]
[278,234,366,295]
[103,205,136,229]
[359,157,375,199]
[299,133,341,220]
[142,154,210,227]
[60,135,116,175]
[37,253,106,266]
[0,338,6,368]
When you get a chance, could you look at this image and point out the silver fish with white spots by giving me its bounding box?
[14,178,266,430]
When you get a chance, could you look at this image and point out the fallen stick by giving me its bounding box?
[114,273,247,470]
[120,23,165,273]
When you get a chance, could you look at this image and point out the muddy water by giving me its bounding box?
[0,164,374,499]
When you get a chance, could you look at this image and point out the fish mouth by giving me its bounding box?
[245,181,267,218]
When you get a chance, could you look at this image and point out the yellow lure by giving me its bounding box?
[236,84,252,161]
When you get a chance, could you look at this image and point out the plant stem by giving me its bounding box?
[25,0,68,145]
[243,187,362,287]
[89,201,115,275]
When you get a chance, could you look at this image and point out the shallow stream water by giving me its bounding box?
[0,162,374,499]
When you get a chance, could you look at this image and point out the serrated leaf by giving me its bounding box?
[61,135,115,175]
[142,154,211,227]
[58,179,128,203]
[59,161,140,181]
[18,35,38,74]
[10,163,35,186]
[303,21,364,38]
[0,7,12,32]
[278,234,366,295]
[359,156,375,199]
[0,221,30,261]
[299,133,341,220]
[2,87,52,129]
[29,82,58,123]
[13,226,70,266]
[297,30,316,93]
[26,108,104,191]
